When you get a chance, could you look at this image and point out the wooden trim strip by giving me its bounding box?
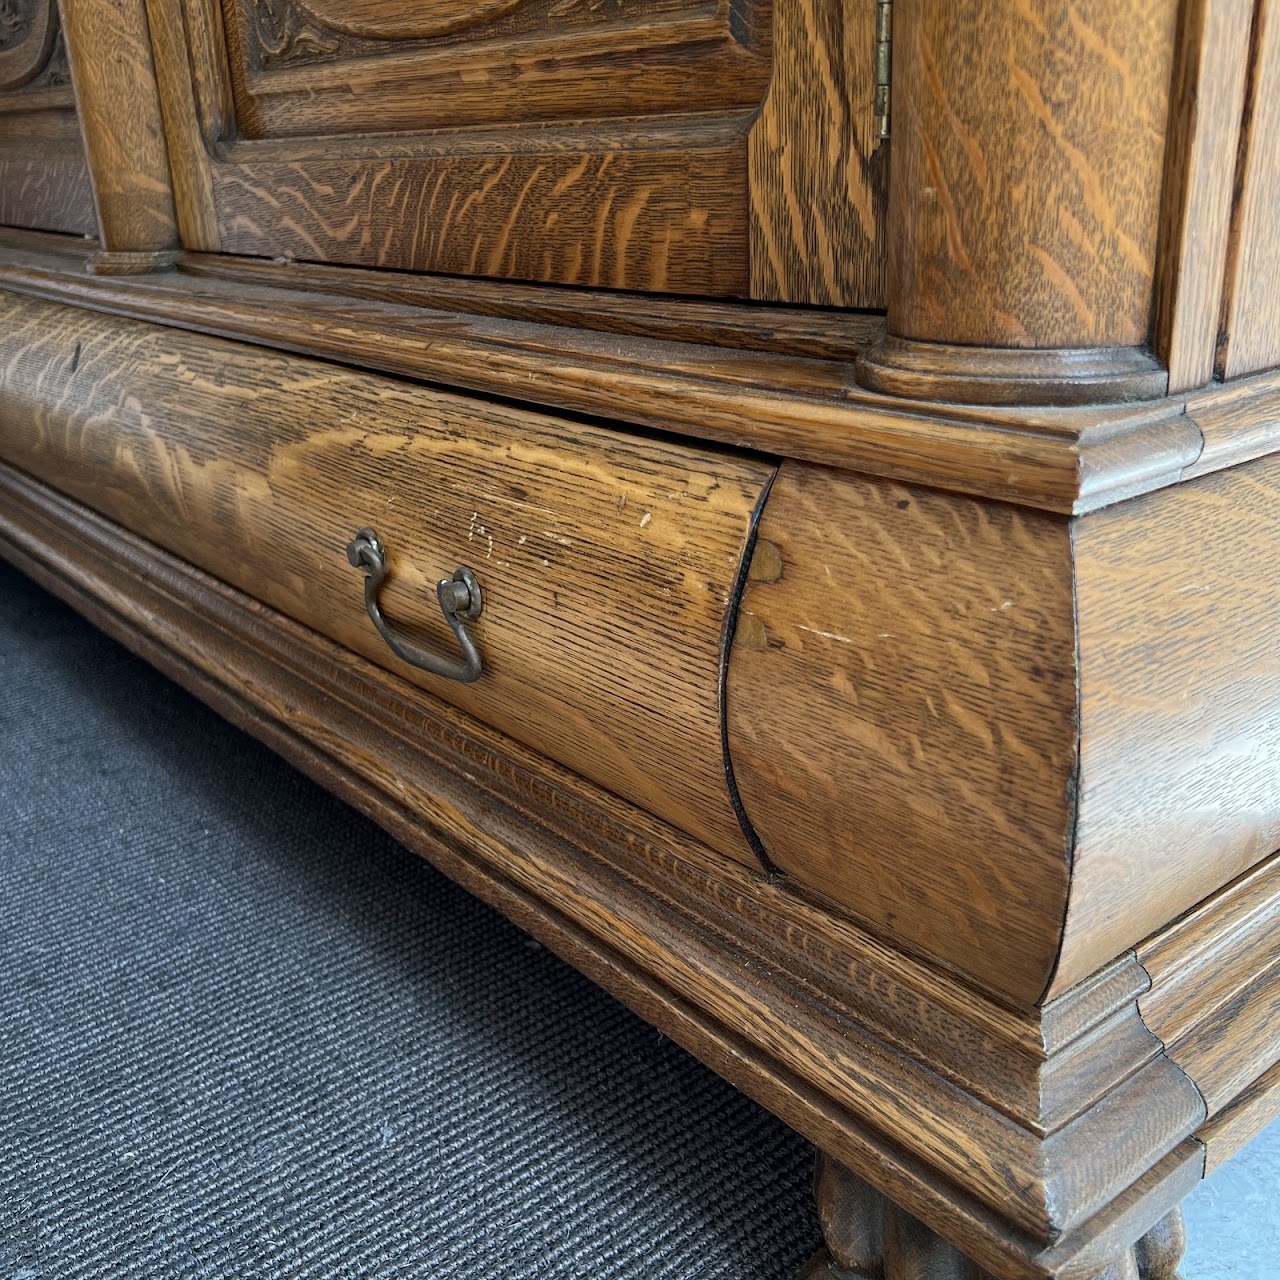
[1154,0,1254,393]
[1198,1059,1280,1174]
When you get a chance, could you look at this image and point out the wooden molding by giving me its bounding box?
[1219,0,1280,380]
[1153,0,1254,392]
[855,337,1169,408]
[12,227,1280,517]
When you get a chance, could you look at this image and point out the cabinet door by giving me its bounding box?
[147,0,886,302]
[0,0,95,233]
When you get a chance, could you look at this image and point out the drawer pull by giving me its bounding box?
[346,528,484,684]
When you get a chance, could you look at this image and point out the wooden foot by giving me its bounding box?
[1134,1209,1187,1279]
[800,1154,1188,1280]
[800,1151,885,1278]
[882,1202,988,1278]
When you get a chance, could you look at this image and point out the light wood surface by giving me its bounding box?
[60,0,179,253]
[1153,0,1254,393]
[208,127,753,294]
[1219,0,1280,379]
[884,0,1178,350]
[726,461,1078,1006]
[0,288,772,865]
[748,0,887,307]
[1054,452,1280,995]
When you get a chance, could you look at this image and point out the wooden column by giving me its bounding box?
[857,0,1180,406]
[59,0,181,271]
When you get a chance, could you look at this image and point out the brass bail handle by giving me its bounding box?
[346,528,484,684]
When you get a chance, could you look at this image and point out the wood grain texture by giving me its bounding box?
[1183,366,1280,479]
[856,337,1168,408]
[0,138,95,231]
[1138,852,1280,1050]
[222,11,770,136]
[748,0,888,307]
[0,288,772,865]
[1197,1057,1280,1174]
[1137,855,1280,1141]
[60,0,179,252]
[1153,0,1254,393]
[886,0,1178,349]
[726,462,1079,1006]
[1219,0,1280,379]
[143,0,772,294]
[143,0,223,250]
[1052,452,1280,996]
[0,464,1212,1279]
[0,234,1218,516]
[1157,960,1280,1115]
[185,250,885,361]
[209,127,752,293]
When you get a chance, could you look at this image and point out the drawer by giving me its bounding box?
[0,290,772,863]
[0,4,96,235]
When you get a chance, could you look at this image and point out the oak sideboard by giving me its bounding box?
[1,0,1278,1276]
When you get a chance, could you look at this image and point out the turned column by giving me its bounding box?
[59,0,181,272]
[856,0,1181,405]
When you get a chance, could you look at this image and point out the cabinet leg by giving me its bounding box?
[797,1154,1188,1280]
[797,1151,885,1278]
[1134,1208,1186,1279]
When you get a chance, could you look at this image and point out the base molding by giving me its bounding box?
[855,336,1170,407]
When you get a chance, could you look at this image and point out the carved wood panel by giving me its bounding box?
[0,0,58,90]
[0,0,95,234]
[150,0,887,301]
[221,0,770,136]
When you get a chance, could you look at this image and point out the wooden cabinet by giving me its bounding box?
[2,2,1280,1278]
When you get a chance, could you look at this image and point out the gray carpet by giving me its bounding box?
[0,562,821,1279]
[0,560,1274,1280]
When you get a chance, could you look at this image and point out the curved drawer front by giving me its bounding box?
[0,291,773,862]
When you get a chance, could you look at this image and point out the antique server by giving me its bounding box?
[1,0,1278,1275]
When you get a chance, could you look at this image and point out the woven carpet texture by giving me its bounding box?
[0,562,821,1279]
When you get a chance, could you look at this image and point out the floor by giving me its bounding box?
[0,558,1276,1279]
[1184,1126,1280,1278]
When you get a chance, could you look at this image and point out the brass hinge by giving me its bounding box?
[875,0,892,141]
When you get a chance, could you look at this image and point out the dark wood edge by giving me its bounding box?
[0,463,1212,1273]
[2,229,1262,515]
[855,336,1171,408]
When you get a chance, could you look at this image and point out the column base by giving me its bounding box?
[855,336,1169,407]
